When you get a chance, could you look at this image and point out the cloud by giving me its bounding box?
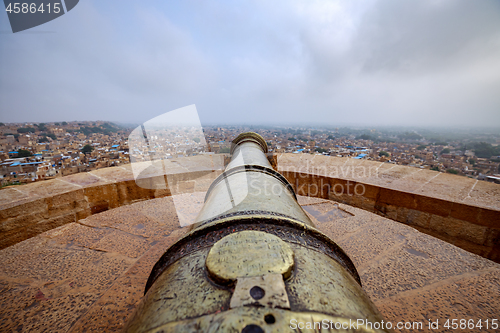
[0,1,213,124]
[0,0,499,127]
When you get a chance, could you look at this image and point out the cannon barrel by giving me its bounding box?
[125,132,389,333]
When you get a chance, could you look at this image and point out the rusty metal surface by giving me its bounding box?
[230,132,269,155]
[196,132,314,227]
[144,215,361,293]
[196,166,312,226]
[206,231,294,283]
[125,240,387,333]
[203,164,297,202]
[230,274,291,309]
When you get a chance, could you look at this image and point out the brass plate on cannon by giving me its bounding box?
[206,230,294,283]
[230,273,290,309]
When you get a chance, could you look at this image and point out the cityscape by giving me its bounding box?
[1,121,500,188]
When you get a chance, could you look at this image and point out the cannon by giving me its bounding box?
[125,132,389,332]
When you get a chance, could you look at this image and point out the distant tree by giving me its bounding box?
[193,137,201,143]
[447,169,459,174]
[17,127,36,134]
[472,142,498,159]
[47,133,57,140]
[0,122,4,126]
[398,132,422,141]
[62,121,68,126]
[38,136,49,143]
[356,134,373,140]
[440,148,450,154]
[327,135,335,140]
[17,149,33,157]
[430,166,440,172]
[379,151,389,157]
[417,145,426,150]
[55,122,60,126]
[101,122,118,132]
[288,137,297,141]
[36,123,47,132]
[468,159,476,166]
[315,147,327,153]
[81,144,94,154]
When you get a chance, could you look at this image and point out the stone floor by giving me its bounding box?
[0,193,499,332]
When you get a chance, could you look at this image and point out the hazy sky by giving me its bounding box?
[1,0,499,127]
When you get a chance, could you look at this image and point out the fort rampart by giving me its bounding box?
[1,154,499,262]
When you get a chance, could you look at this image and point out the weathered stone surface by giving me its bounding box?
[416,172,477,202]
[0,194,498,333]
[302,201,353,224]
[376,268,500,333]
[360,231,496,301]
[428,215,488,245]
[67,275,145,333]
[461,179,500,210]
[296,195,329,205]
[44,222,112,248]
[90,166,135,183]
[388,168,441,193]
[0,197,47,220]
[14,178,81,199]
[93,230,155,259]
[0,187,29,206]
[59,172,105,187]
[83,183,120,211]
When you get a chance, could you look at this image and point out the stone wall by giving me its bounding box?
[1,153,499,263]
[0,163,221,250]
[277,153,500,263]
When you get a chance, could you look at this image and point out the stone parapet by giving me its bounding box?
[277,153,500,263]
[0,163,222,250]
[1,194,498,332]
[1,154,499,263]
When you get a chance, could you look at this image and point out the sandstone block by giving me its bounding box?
[116,180,155,205]
[477,208,500,229]
[378,188,416,210]
[30,213,76,235]
[0,198,47,220]
[415,195,452,217]
[450,202,480,225]
[84,183,120,210]
[405,209,431,229]
[0,211,45,233]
